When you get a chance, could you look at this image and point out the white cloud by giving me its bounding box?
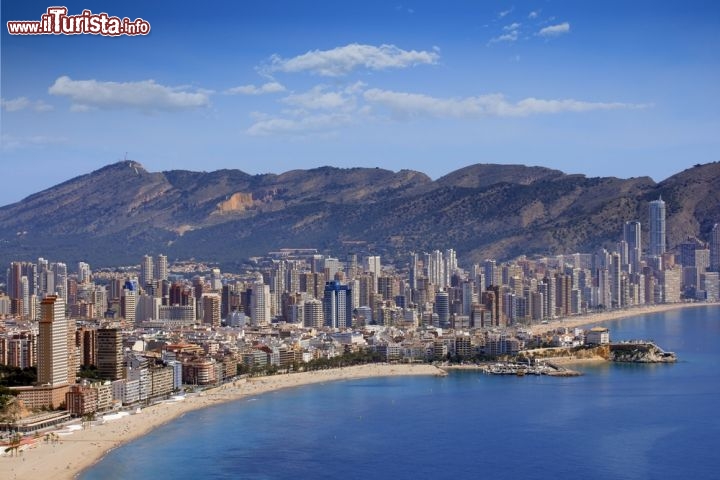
[70,104,94,113]
[498,8,514,18]
[344,81,368,94]
[489,22,521,44]
[281,85,361,111]
[395,5,414,14]
[263,43,439,76]
[225,82,286,95]
[489,32,519,43]
[1,97,30,111]
[248,82,369,135]
[538,22,570,37]
[363,88,648,118]
[528,10,539,19]
[246,113,353,136]
[48,76,210,112]
[1,134,68,151]
[1,96,53,112]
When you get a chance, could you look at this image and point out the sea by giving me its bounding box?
[81,305,720,480]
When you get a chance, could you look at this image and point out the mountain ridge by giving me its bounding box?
[1,161,718,270]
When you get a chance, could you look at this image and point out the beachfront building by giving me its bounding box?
[10,385,71,411]
[182,357,218,385]
[11,295,74,409]
[585,327,610,345]
[65,383,99,417]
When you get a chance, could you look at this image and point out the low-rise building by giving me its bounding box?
[585,327,610,345]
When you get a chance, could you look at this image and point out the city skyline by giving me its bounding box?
[1,190,717,480]
[2,1,719,206]
[3,193,716,324]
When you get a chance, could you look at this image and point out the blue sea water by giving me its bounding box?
[81,306,720,480]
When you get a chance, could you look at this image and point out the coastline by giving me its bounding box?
[527,302,713,335]
[0,363,444,480]
[1,301,713,479]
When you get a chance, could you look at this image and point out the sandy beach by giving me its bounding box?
[0,363,443,480]
[527,302,713,335]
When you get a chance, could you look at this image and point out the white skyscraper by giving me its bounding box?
[154,254,168,282]
[363,255,381,276]
[250,276,271,327]
[649,197,667,258]
[53,262,68,302]
[303,298,324,328]
[77,262,91,284]
[426,250,445,288]
[210,268,222,291]
[141,255,154,287]
[444,248,457,286]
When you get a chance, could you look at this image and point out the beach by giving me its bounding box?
[0,363,443,480]
[527,302,711,335]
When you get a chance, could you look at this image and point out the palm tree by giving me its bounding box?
[82,411,97,429]
[4,433,22,457]
[0,396,23,436]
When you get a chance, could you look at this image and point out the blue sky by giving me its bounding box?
[2,0,719,206]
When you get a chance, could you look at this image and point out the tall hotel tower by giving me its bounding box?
[323,281,353,329]
[649,197,667,257]
[38,295,69,386]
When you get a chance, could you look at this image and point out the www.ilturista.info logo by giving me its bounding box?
[7,7,150,36]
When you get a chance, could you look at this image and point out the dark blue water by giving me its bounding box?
[82,306,720,480]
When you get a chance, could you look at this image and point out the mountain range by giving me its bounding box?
[1,160,718,272]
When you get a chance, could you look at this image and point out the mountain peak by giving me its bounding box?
[94,160,147,174]
[0,161,717,268]
[435,163,565,189]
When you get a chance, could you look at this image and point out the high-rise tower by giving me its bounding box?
[140,255,154,287]
[434,291,450,328]
[97,328,124,381]
[711,224,720,272]
[38,295,69,386]
[323,281,352,329]
[649,197,667,258]
[623,221,642,273]
[77,262,92,284]
[154,254,168,282]
[250,275,271,327]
